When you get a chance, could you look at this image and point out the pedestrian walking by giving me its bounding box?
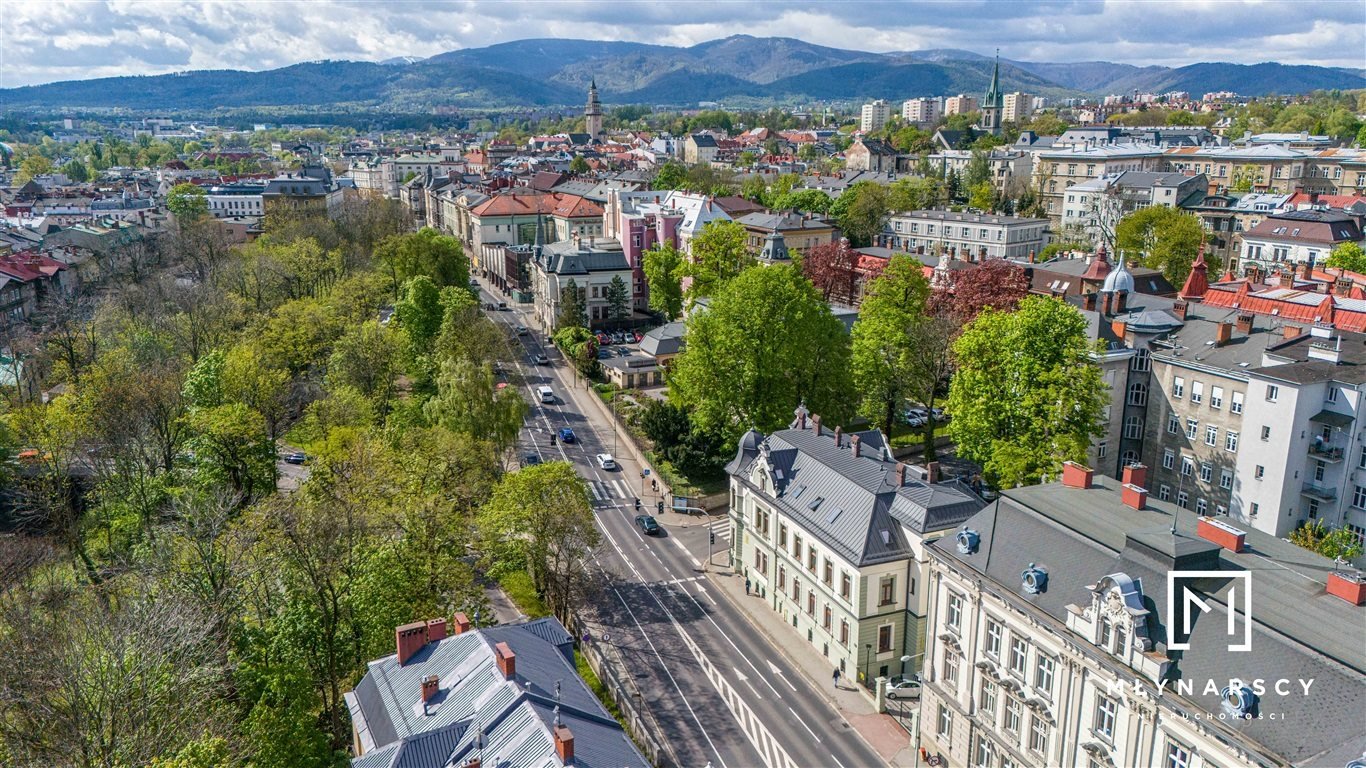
[744,577,751,595]
[833,667,841,688]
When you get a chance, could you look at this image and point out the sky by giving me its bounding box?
[2,0,1363,88]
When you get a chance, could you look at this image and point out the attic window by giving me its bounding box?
[825,508,842,524]
[773,469,784,480]
[792,485,807,498]
[879,529,891,545]
[808,496,825,511]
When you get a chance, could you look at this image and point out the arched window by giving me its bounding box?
[1121,450,1140,466]
[1124,416,1144,440]
[1131,349,1150,372]
[1127,382,1147,407]
[758,470,769,493]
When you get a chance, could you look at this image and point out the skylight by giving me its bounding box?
[808,496,825,510]
[826,508,842,524]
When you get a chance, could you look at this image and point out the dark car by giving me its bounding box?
[520,454,541,468]
[283,452,309,465]
[558,427,576,444]
[634,514,660,535]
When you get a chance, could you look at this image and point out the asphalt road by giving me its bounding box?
[479,290,887,768]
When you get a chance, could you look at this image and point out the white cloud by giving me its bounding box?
[0,0,1361,88]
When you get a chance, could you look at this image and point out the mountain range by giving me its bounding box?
[1,35,1361,112]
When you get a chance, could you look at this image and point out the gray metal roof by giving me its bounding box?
[933,478,1366,766]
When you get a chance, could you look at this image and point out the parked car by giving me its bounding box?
[596,453,617,470]
[634,514,661,535]
[515,325,528,336]
[903,408,928,427]
[558,427,576,443]
[633,331,644,343]
[597,348,612,359]
[496,302,508,311]
[886,676,922,700]
[532,353,549,365]
[283,452,309,465]
[596,332,610,344]
[931,407,949,422]
[520,454,541,468]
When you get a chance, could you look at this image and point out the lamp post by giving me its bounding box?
[863,642,873,688]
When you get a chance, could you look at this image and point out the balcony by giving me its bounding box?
[1308,440,1346,462]
[1301,482,1337,501]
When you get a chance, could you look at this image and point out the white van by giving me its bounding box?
[537,386,555,404]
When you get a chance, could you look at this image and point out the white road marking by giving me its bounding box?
[768,659,799,692]
[788,706,821,742]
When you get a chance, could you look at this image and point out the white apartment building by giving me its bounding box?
[204,183,265,218]
[902,97,943,125]
[1238,209,1364,272]
[1001,92,1034,123]
[726,408,983,689]
[919,469,1365,768]
[860,100,892,133]
[884,209,1049,260]
[944,95,979,116]
[1061,171,1208,246]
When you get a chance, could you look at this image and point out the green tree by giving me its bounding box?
[327,320,400,411]
[375,229,469,295]
[670,264,852,435]
[13,155,52,184]
[964,149,992,189]
[605,275,630,323]
[477,462,600,623]
[1325,241,1366,274]
[947,297,1106,488]
[1115,206,1205,285]
[654,161,688,190]
[687,220,754,300]
[968,181,997,212]
[557,278,587,329]
[1288,521,1364,561]
[851,255,931,435]
[60,158,90,182]
[1230,164,1261,193]
[424,357,527,457]
[167,182,209,220]
[887,176,944,212]
[642,244,685,320]
[569,155,590,174]
[186,403,275,503]
[395,276,445,354]
[831,182,888,247]
[553,325,598,378]
[771,188,832,214]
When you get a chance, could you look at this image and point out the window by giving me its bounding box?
[823,605,832,631]
[937,704,953,738]
[1166,740,1193,768]
[1205,425,1218,446]
[1210,386,1224,409]
[807,545,817,571]
[1124,416,1143,440]
[972,735,993,768]
[1167,413,1179,434]
[1029,715,1049,754]
[981,680,998,716]
[985,619,1003,658]
[1177,490,1189,508]
[793,534,802,559]
[791,579,801,601]
[777,566,786,590]
[840,619,849,645]
[1250,502,1260,517]
[878,625,893,653]
[1033,656,1054,698]
[1231,391,1244,414]
[1220,469,1233,490]
[1004,697,1023,737]
[1327,386,1339,403]
[1098,441,1108,459]
[1191,381,1203,404]
[1261,425,1271,441]
[1094,694,1117,740]
[1132,349,1151,372]
[807,592,816,615]
[1009,638,1028,677]
[1159,485,1172,501]
[1353,485,1366,509]
[1200,463,1212,482]
[1196,498,1208,515]
[1265,384,1279,402]
[1186,419,1199,439]
[1226,431,1239,452]
[840,571,852,600]
[823,559,833,586]
[943,651,960,684]
[778,523,787,548]
[1181,456,1194,477]
[1255,465,1265,480]
[1172,377,1185,397]
[879,576,895,606]
[946,593,963,632]
[1163,450,1175,470]
[1127,382,1147,406]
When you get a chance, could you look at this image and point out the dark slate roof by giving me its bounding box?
[727,417,984,566]
[933,478,1366,767]
[689,134,718,147]
[538,238,629,275]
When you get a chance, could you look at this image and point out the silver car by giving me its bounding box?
[886,676,922,699]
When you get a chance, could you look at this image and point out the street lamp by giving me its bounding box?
[863,642,873,687]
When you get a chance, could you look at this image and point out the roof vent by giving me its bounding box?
[1021,563,1048,594]
[1220,682,1258,718]
[956,528,980,554]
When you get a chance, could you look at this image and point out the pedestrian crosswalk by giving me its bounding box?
[587,478,634,502]
[708,518,732,542]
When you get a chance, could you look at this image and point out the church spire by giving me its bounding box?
[584,76,604,138]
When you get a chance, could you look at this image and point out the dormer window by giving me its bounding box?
[758,469,769,493]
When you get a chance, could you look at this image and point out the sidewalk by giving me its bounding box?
[704,560,923,768]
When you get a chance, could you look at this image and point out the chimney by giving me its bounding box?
[426,617,449,642]
[833,426,842,447]
[494,641,516,679]
[850,434,861,458]
[1326,572,1366,606]
[554,725,575,765]
[421,675,440,704]
[464,760,482,768]
[812,414,822,436]
[1278,269,1295,288]
[1171,300,1187,319]
[453,612,471,634]
[1122,463,1148,489]
[925,460,941,483]
[1283,324,1302,340]
[1121,483,1147,510]
[1100,291,1113,316]
[1216,322,1234,346]
[797,410,808,429]
[1235,313,1253,334]
[395,621,428,665]
[1061,461,1093,489]
[1082,292,1098,312]
[894,462,907,487]
[1196,517,1246,553]
[1115,291,1128,313]
[1110,320,1128,340]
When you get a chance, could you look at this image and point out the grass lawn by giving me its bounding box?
[576,650,623,721]
[498,571,549,619]
[889,422,951,449]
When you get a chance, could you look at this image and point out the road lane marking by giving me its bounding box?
[767,659,799,692]
[788,706,821,742]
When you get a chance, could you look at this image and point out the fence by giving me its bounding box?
[576,626,678,768]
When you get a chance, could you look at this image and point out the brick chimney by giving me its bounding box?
[1115,291,1128,314]
[1216,322,1234,346]
[1326,572,1366,605]
[554,725,575,764]
[796,410,808,429]
[1110,320,1128,340]
[426,618,448,642]
[1235,313,1253,334]
[1196,517,1246,553]
[453,612,471,634]
[464,760,482,768]
[1283,324,1303,340]
[1122,463,1148,490]
[812,414,822,436]
[833,426,842,447]
[850,434,861,458]
[396,621,428,666]
[1061,461,1093,489]
[1171,300,1187,320]
[925,460,941,483]
[1278,269,1295,288]
[1121,483,1147,510]
[1100,291,1113,316]
[494,642,516,679]
[894,462,907,486]
[421,674,440,704]
[1082,292,1098,312]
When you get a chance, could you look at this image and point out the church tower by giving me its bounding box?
[584,78,604,139]
[979,51,1003,135]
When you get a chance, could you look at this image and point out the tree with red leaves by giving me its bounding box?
[931,258,1031,323]
[801,239,862,306]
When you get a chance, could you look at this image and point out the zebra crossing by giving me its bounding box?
[708,518,732,543]
[587,478,634,502]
